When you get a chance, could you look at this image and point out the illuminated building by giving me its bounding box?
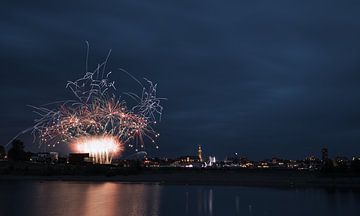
[208,156,216,166]
[305,155,316,162]
[172,155,202,167]
[177,156,198,163]
[30,152,59,163]
[334,156,349,169]
[198,145,203,162]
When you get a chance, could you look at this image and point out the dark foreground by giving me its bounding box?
[1,162,360,188]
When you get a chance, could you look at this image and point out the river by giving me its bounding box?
[0,181,358,216]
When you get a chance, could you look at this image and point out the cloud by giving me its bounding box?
[1,0,360,158]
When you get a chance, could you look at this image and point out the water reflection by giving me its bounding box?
[159,186,360,216]
[0,181,359,216]
[0,181,161,216]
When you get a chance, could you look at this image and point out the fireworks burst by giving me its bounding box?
[11,46,164,163]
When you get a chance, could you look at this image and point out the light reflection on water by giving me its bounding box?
[0,181,161,216]
[0,181,359,216]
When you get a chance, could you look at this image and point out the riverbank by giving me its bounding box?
[1,169,360,189]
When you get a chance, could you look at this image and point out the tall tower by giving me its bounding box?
[321,147,328,162]
[198,145,203,162]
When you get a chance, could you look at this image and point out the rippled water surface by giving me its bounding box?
[0,181,358,216]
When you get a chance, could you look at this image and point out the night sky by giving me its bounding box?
[1,1,360,159]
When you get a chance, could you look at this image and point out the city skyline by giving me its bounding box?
[6,139,358,163]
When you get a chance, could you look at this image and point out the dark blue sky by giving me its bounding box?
[1,1,360,159]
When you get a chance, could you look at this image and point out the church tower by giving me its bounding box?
[198,145,203,162]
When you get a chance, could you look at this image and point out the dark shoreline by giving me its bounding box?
[1,161,360,189]
[1,169,360,189]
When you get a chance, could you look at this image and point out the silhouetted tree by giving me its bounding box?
[7,139,26,161]
[0,145,5,159]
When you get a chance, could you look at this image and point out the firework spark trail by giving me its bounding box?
[10,48,164,163]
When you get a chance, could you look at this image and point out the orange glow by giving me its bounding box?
[71,136,124,164]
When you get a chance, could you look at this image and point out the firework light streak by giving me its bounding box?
[12,46,164,164]
[72,136,123,164]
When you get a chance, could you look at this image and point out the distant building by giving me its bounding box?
[305,155,317,162]
[30,152,58,163]
[171,155,203,167]
[352,156,360,161]
[68,153,91,164]
[198,145,203,162]
[321,148,329,162]
[177,156,198,163]
[321,148,336,171]
[304,155,321,171]
[334,156,349,170]
[208,156,216,166]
